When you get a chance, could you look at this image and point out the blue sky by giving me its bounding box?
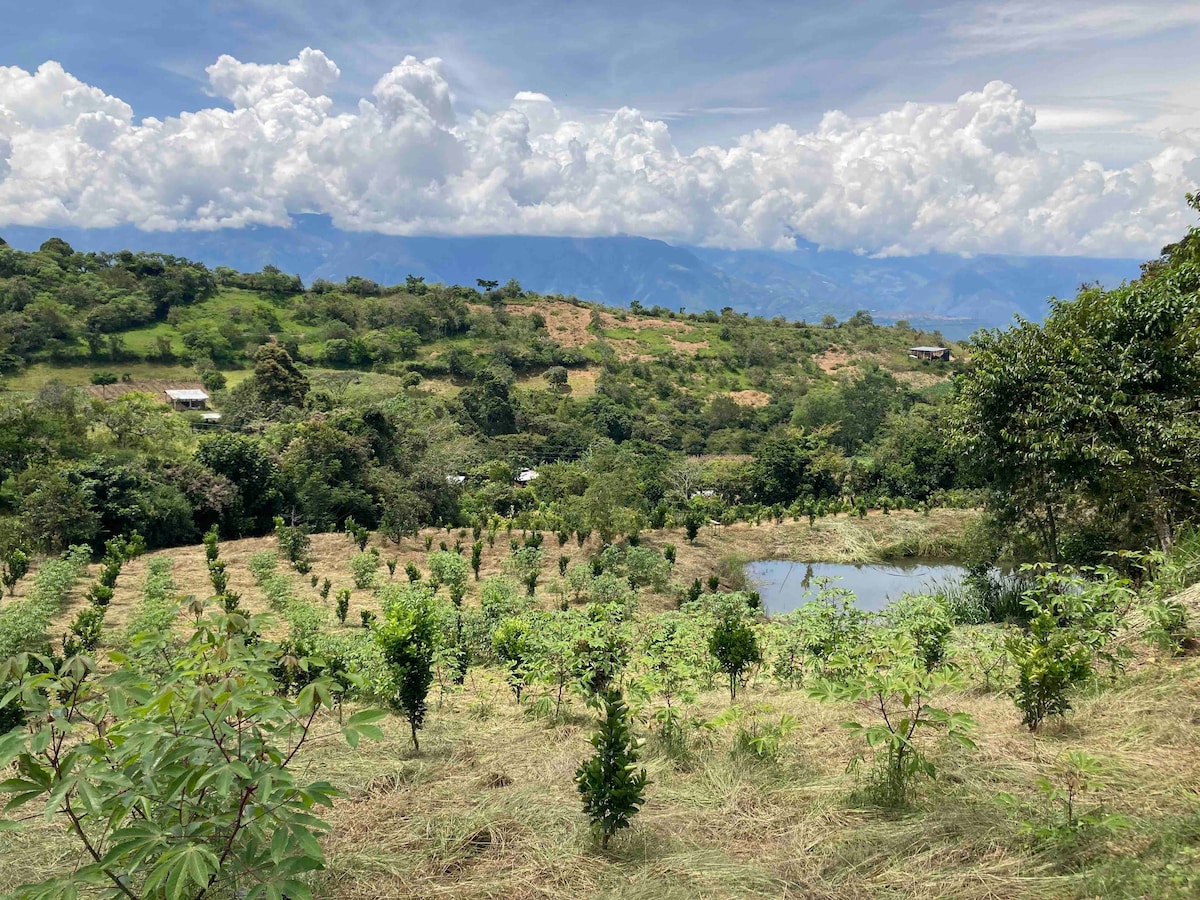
[1,1,1198,255]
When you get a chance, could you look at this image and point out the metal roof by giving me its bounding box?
[909,346,948,353]
[515,469,539,482]
[164,389,210,401]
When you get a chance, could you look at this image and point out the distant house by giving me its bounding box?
[446,474,467,487]
[909,346,951,362]
[515,468,539,486]
[690,490,717,499]
[200,412,222,424]
[164,388,210,410]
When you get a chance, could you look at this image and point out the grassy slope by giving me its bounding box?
[3,513,1200,898]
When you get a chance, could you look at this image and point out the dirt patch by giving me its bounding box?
[723,390,770,407]
[84,380,206,402]
[815,347,851,374]
[893,370,948,390]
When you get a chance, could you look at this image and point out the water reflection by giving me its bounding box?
[746,560,970,615]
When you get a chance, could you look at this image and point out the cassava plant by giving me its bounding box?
[0,605,385,899]
[811,630,977,807]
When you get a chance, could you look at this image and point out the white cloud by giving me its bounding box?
[0,49,1196,256]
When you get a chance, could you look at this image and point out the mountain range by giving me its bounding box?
[0,216,1144,337]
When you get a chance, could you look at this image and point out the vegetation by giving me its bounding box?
[1,202,1200,895]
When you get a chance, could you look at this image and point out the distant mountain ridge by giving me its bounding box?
[0,216,1143,337]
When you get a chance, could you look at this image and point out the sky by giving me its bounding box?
[1,0,1198,257]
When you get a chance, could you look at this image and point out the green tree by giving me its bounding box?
[377,591,438,749]
[575,689,649,850]
[252,342,309,408]
[708,610,761,701]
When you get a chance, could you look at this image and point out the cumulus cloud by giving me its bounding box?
[0,49,1196,256]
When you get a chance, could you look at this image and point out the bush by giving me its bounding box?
[1143,598,1191,655]
[709,610,761,701]
[273,517,313,572]
[376,590,438,749]
[336,587,351,625]
[811,630,976,807]
[350,551,382,589]
[0,605,384,898]
[575,689,649,850]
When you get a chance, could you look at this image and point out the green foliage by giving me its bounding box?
[274,518,314,573]
[999,752,1131,846]
[335,588,350,625]
[376,589,438,749]
[0,604,383,899]
[349,551,381,589]
[708,609,761,701]
[248,550,278,584]
[575,689,649,850]
[1142,597,1191,655]
[1006,567,1132,731]
[1,547,30,596]
[769,582,867,685]
[708,703,799,763]
[492,616,533,702]
[811,630,976,807]
[885,594,953,671]
[427,550,469,597]
[0,545,90,661]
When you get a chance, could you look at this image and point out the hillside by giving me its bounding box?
[0,219,1143,336]
[0,518,1197,899]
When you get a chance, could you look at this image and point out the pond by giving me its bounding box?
[745,560,971,615]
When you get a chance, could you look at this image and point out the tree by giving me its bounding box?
[377,591,438,749]
[748,428,841,505]
[575,689,649,850]
[544,366,569,390]
[0,604,384,899]
[19,470,99,553]
[1,547,29,596]
[952,213,1200,557]
[97,391,188,453]
[708,609,761,701]
[252,342,309,408]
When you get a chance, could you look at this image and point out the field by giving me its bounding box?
[2,512,1199,899]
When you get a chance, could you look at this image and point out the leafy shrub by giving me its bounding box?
[202,524,220,563]
[350,551,381,589]
[1006,567,1131,731]
[248,550,278,584]
[885,594,953,671]
[1,548,30,596]
[708,610,761,701]
[273,517,313,572]
[377,589,438,749]
[336,587,351,624]
[1143,598,1191,655]
[0,605,383,898]
[999,751,1130,846]
[0,545,90,661]
[812,630,976,807]
[208,558,229,595]
[493,616,533,702]
[62,606,106,656]
[770,583,867,685]
[576,689,649,850]
[709,703,799,763]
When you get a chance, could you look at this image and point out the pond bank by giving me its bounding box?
[644,508,982,602]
